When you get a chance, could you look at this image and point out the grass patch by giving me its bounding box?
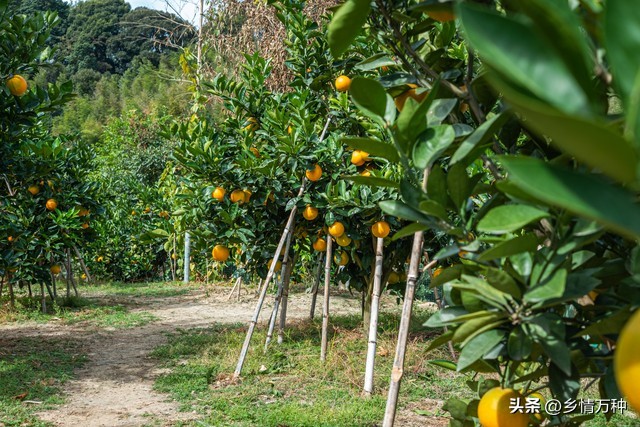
[0,295,157,329]
[0,337,86,427]
[88,281,199,298]
[152,310,469,426]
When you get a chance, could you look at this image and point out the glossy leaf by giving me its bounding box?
[349,77,391,122]
[450,112,509,165]
[342,175,400,189]
[327,0,371,58]
[412,125,456,169]
[477,233,539,262]
[457,329,505,372]
[477,204,549,234]
[341,137,400,162]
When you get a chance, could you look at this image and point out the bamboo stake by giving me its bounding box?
[383,168,433,426]
[73,245,92,283]
[320,232,333,362]
[363,237,384,396]
[265,226,295,351]
[278,249,297,344]
[227,276,242,301]
[237,275,242,301]
[233,179,306,379]
[309,252,323,319]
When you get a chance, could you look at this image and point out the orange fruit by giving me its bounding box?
[268,259,282,272]
[159,211,169,218]
[394,84,428,111]
[477,387,529,427]
[212,187,226,201]
[615,309,640,412]
[144,207,151,213]
[212,245,230,262]
[360,169,371,177]
[336,234,352,247]
[230,189,246,204]
[131,210,137,216]
[329,221,345,237]
[313,238,327,252]
[433,267,443,278]
[244,117,259,132]
[6,75,28,96]
[78,207,90,217]
[81,222,89,229]
[388,271,400,284]
[81,273,87,280]
[303,205,318,221]
[335,75,351,92]
[334,251,349,266]
[249,147,260,157]
[50,265,62,275]
[351,150,370,165]
[171,253,178,260]
[46,199,58,211]
[7,236,14,242]
[305,164,322,182]
[371,221,390,238]
[527,392,546,423]
[287,125,293,135]
[28,185,40,195]
[427,10,455,22]
[97,256,104,262]
[243,190,252,202]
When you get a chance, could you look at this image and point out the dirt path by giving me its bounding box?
[1,285,365,427]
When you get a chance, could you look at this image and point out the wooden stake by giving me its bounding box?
[227,276,242,301]
[278,249,297,344]
[73,245,92,283]
[309,252,324,319]
[233,179,306,379]
[40,282,46,314]
[265,226,295,351]
[363,237,384,396]
[320,232,333,362]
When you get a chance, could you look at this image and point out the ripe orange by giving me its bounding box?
[249,147,260,157]
[351,150,370,166]
[527,392,546,423]
[388,271,400,284]
[50,265,62,275]
[78,207,90,217]
[303,205,318,221]
[81,222,89,229]
[212,187,226,201]
[171,253,178,260]
[335,234,351,247]
[305,164,322,182]
[268,258,282,272]
[477,387,529,427]
[230,190,246,204]
[131,210,137,216]
[97,256,104,262]
[313,238,327,252]
[287,125,293,135]
[371,221,390,238]
[144,207,151,213]
[394,84,428,112]
[335,75,351,92]
[243,190,252,202]
[212,245,230,262]
[427,10,455,22]
[7,236,14,242]
[244,117,259,132]
[334,251,349,266]
[6,75,28,96]
[28,185,40,195]
[433,267,443,278]
[81,273,87,280]
[360,168,372,177]
[615,309,640,412]
[329,221,345,237]
[159,211,169,218]
[46,199,58,211]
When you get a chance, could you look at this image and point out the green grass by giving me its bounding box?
[88,281,199,298]
[0,337,86,427]
[152,310,470,426]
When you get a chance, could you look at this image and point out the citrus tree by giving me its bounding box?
[326,0,640,425]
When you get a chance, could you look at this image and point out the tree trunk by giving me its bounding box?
[320,232,333,362]
[309,252,323,319]
[278,250,297,344]
[8,280,15,309]
[183,232,191,283]
[73,245,92,283]
[40,282,47,314]
[363,237,384,396]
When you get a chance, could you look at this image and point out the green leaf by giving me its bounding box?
[450,113,509,165]
[426,164,450,207]
[426,98,457,125]
[529,313,571,375]
[391,223,429,241]
[478,204,549,234]
[379,200,435,226]
[429,359,458,371]
[549,363,580,401]
[327,0,371,58]
[484,267,522,299]
[418,200,448,221]
[349,77,391,121]
[507,327,532,361]
[446,163,471,210]
[342,175,400,189]
[498,95,637,184]
[477,233,539,262]
[574,306,633,337]
[457,3,590,115]
[501,157,640,240]
[354,53,396,71]
[524,268,567,304]
[341,137,400,162]
[457,329,505,372]
[425,330,454,352]
[604,0,640,111]
[452,313,506,344]
[412,125,456,169]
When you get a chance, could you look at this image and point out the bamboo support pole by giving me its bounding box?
[227,276,242,301]
[320,232,333,362]
[233,179,306,379]
[73,245,92,283]
[309,252,324,319]
[278,250,297,344]
[363,237,384,396]
[265,225,295,351]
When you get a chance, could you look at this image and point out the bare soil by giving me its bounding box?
[0,284,445,427]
